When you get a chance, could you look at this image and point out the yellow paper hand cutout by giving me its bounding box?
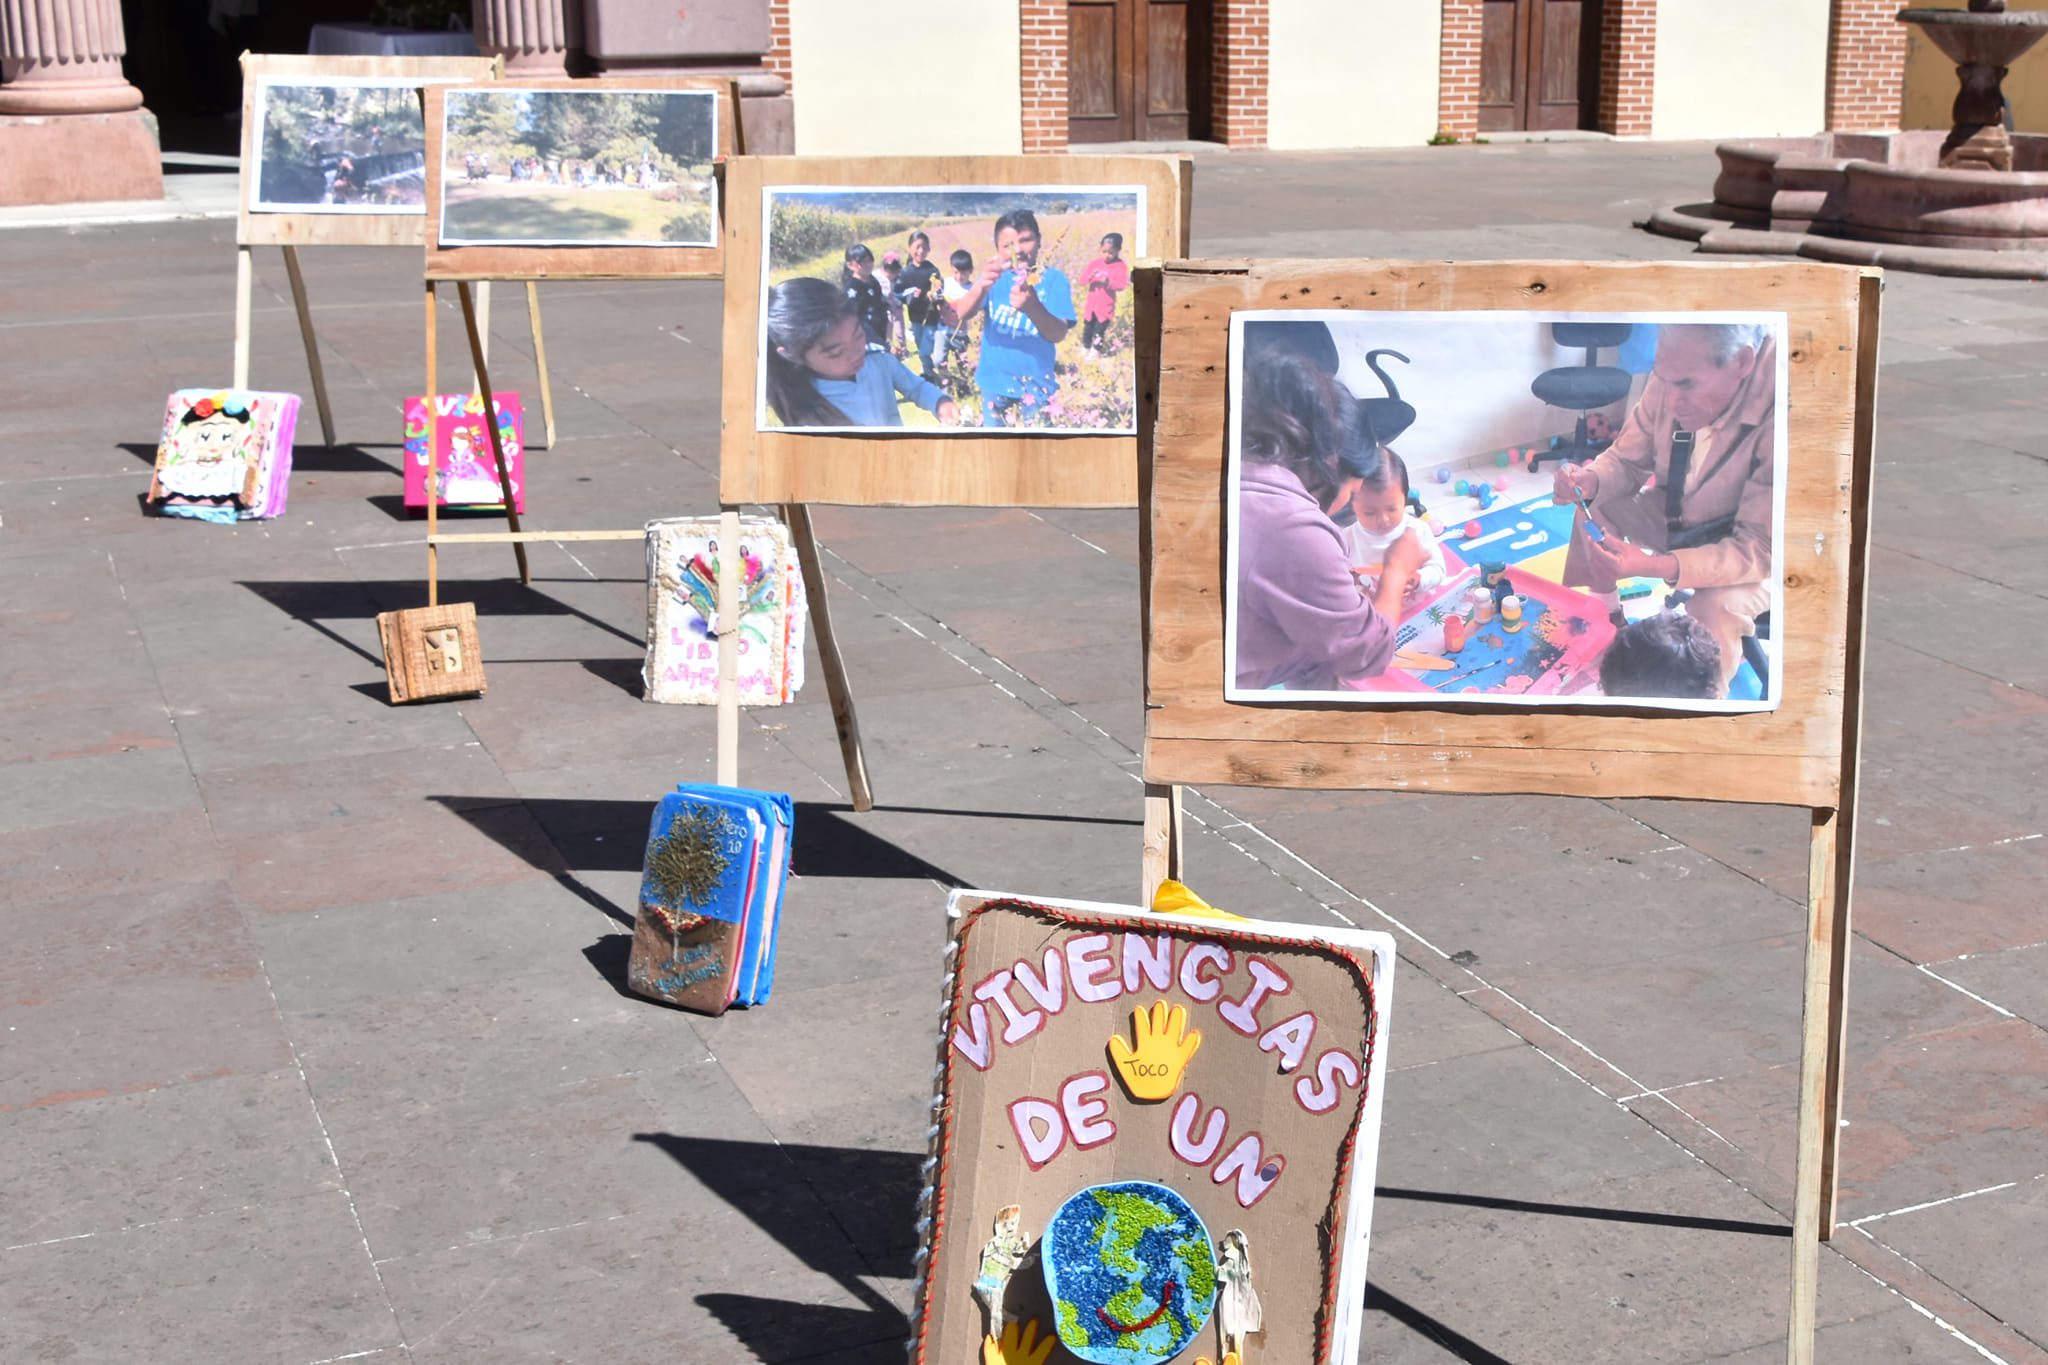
[1109,999,1202,1102]
[1194,1354,1242,1365]
[983,1318,1055,1365]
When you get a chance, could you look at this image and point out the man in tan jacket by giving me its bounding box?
[1552,322,1778,694]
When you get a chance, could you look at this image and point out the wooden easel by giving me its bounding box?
[714,154,1193,814]
[234,54,556,450]
[1137,259,1879,1365]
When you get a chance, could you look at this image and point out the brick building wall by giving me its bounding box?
[1436,0,1482,141]
[1210,0,1270,148]
[766,0,792,91]
[1825,0,1908,129]
[1596,0,1657,136]
[1021,0,1069,152]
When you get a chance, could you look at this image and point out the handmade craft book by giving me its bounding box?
[911,891,1397,1365]
[642,516,808,706]
[402,392,525,512]
[627,784,794,1016]
[148,388,301,523]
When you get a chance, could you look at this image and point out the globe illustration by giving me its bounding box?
[1040,1180,1217,1363]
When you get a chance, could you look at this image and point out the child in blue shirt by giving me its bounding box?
[841,244,891,349]
[763,277,960,429]
[945,208,1076,427]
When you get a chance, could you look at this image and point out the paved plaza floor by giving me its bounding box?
[2,139,2044,1363]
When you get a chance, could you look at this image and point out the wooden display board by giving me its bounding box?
[421,76,739,283]
[1138,258,1878,1365]
[234,53,521,449]
[718,154,1192,507]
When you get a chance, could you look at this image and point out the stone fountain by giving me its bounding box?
[1647,0,2048,278]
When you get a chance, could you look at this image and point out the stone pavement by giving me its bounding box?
[1,140,2043,1364]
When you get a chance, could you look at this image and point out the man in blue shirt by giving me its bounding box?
[945,209,1076,427]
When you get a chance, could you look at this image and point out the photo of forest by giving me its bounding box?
[438,87,719,247]
[252,79,430,214]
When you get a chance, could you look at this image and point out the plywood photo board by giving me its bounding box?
[238,53,501,249]
[912,892,1396,1365]
[1143,259,1879,809]
[422,76,739,282]
[719,154,1191,507]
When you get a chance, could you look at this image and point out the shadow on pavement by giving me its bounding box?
[635,1132,918,1360]
[1374,1186,1789,1237]
[240,575,647,652]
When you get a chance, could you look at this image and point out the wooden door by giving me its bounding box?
[1478,0,1598,133]
[1068,0,1207,144]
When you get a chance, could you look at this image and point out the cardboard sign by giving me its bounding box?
[912,893,1396,1365]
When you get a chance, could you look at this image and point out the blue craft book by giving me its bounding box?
[627,783,793,1015]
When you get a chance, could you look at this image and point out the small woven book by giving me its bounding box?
[376,602,486,704]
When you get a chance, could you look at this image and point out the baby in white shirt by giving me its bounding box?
[1344,450,1446,602]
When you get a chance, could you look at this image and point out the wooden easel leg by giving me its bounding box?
[425,281,439,608]
[717,508,741,787]
[232,246,254,391]
[456,281,530,587]
[280,245,337,448]
[526,281,557,450]
[783,503,871,811]
[1786,806,1841,1365]
[1141,784,1184,906]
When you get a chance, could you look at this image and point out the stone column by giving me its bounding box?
[472,0,586,77]
[0,0,162,206]
[0,0,143,114]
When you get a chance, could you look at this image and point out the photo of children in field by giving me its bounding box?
[437,87,718,248]
[757,186,1146,434]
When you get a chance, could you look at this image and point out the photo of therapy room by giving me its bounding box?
[1224,310,1788,712]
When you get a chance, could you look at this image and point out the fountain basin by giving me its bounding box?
[1647,131,2048,279]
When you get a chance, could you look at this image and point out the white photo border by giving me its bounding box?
[433,85,721,248]
[754,183,1149,437]
[1222,307,1791,714]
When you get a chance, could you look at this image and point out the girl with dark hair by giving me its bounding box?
[1234,349,1425,691]
[840,243,890,347]
[763,277,958,430]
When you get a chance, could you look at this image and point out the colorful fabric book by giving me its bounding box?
[627,784,794,1016]
[402,392,525,512]
[643,516,808,706]
[148,388,300,523]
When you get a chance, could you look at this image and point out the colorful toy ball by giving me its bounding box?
[1455,479,1471,496]
[1435,465,1451,484]
[1463,520,1482,539]
[1477,484,1495,510]
[1549,434,1564,448]
[1495,450,1511,468]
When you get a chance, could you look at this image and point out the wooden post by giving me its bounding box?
[1140,784,1183,906]
[456,282,532,587]
[716,508,741,787]
[526,282,557,450]
[1787,806,1841,1365]
[280,246,337,448]
[232,246,254,391]
[1819,270,1883,1234]
[783,504,872,811]
[424,281,439,607]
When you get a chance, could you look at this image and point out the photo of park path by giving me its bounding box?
[438,87,718,247]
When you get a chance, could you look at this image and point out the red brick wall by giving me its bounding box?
[1211,0,1269,149]
[1825,0,1908,129]
[766,0,792,92]
[1597,0,1657,136]
[1436,0,1481,142]
[1021,0,1069,152]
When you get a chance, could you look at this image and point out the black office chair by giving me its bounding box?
[1529,323,1633,472]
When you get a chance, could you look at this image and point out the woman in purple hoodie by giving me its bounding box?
[1233,349,1425,692]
